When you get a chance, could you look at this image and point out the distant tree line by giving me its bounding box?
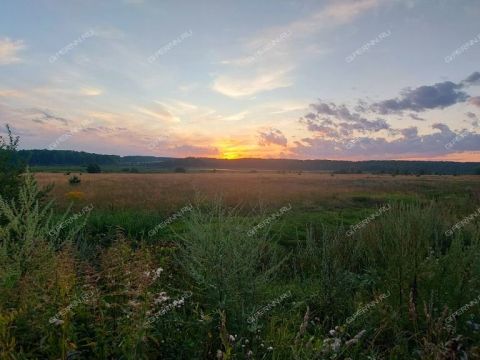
[17,149,480,175]
[19,149,119,166]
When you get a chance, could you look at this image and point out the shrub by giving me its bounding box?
[0,124,24,201]
[174,167,186,173]
[68,175,81,185]
[174,202,287,324]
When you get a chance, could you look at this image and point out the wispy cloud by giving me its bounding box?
[280,0,381,39]
[79,87,103,96]
[214,0,382,99]
[0,89,25,97]
[0,37,25,65]
[134,103,180,124]
[212,66,293,98]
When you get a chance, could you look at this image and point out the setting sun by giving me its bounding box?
[222,152,241,160]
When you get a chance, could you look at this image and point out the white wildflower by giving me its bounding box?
[51,318,64,326]
[332,338,342,352]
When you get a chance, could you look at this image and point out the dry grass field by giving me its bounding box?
[35,172,479,211]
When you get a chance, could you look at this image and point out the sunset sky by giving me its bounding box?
[0,0,479,161]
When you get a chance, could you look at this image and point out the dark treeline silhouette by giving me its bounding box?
[19,149,480,175]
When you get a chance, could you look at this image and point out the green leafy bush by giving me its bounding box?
[68,175,81,185]
[0,124,24,201]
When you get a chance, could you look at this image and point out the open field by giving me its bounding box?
[2,172,480,359]
[36,172,480,210]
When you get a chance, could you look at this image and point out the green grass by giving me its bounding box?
[1,175,480,359]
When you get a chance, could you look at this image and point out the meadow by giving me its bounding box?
[1,171,480,359]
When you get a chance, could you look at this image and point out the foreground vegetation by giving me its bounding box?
[0,169,479,359]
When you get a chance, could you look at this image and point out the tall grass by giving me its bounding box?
[1,175,479,358]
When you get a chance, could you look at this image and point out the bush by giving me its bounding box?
[86,164,101,173]
[0,124,24,201]
[174,167,186,173]
[68,175,81,185]
[174,202,287,323]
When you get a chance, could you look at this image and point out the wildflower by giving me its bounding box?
[51,318,64,326]
[66,191,85,201]
[247,350,254,358]
[229,334,235,343]
[216,350,223,359]
[154,292,170,304]
[267,346,273,351]
[152,267,163,281]
[332,338,342,352]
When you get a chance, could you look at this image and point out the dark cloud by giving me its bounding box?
[292,123,480,159]
[301,119,339,137]
[295,73,480,159]
[400,127,418,138]
[31,109,69,125]
[432,122,453,134]
[465,112,479,128]
[462,72,480,86]
[370,72,480,114]
[409,113,425,121]
[258,128,287,146]
[300,100,390,138]
[354,99,368,113]
[370,81,469,114]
